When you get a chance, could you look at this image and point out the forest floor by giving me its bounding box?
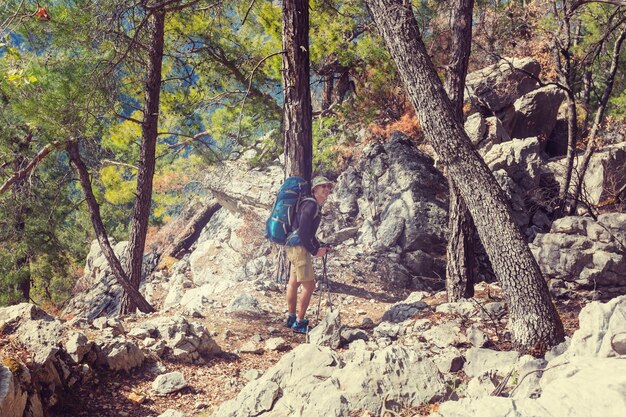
[53,268,583,417]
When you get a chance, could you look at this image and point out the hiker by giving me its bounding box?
[285,176,334,333]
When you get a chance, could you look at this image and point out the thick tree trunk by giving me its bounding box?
[443,0,476,302]
[67,141,155,314]
[446,180,475,300]
[366,0,564,351]
[120,9,166,314]
[282,0,312,179]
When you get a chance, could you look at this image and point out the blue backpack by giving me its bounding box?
[265,176,316,245]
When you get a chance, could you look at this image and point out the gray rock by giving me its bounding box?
[340,328,369,345]
[239,341,263,355]
[531,217,626,297]
[509,85,565,139]
[242,369,262,382]
[423,322,468,348]
[464,348,520,378]
[152,371,187,395]
[345,134,448,269]
[465,57,540,113]
[382,291,429,323]
[64,332,93,363]
[465,372,497,399]
[373,322,402,339]
[565,296,626,358]
[464,112,487,147]
[611,333,626,355]
[467,325,489,348]
[309,309,342,349]
[578,143,626,206]
[95,338,144,372]
[433,349,465,373]
[226,293,262,314]
[132,315,220,362]
[210,344,446,417]
[435,301,475,317]
[264,337,288,352]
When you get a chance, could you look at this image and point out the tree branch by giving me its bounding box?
[0,141,61,194]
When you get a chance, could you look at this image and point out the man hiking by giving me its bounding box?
[285,176,334,333]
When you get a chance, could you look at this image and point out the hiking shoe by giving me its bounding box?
[291,319,311,334]
[285,315,296,328]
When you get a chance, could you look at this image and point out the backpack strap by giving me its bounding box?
[298,197,319,219]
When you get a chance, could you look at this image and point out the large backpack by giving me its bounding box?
[265,176,315,245]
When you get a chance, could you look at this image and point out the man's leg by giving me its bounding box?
[297,279,315,321]
[286,269,299,316]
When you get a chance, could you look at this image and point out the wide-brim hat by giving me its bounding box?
[311,176,333,190]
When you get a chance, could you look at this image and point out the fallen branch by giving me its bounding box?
[508,362,570,397]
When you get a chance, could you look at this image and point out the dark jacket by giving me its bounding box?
[286,198,322,255]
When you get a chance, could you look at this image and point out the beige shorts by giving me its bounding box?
[286,245,314,282]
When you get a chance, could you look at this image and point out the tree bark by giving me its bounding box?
[161,199,221,260]
[120,9,166,314]
[443,0,477,302]
[366,0,564,351]
[282,0,313,179]
[67,141,155,314]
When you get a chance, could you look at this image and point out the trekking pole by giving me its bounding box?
[276,246,290,292]
[315,252,333,322]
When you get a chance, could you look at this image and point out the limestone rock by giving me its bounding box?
[226,293,262,314]
[152,371,187,395]
[382,291,429,323]
[464,348,520,378]
[509,85,565,139]
[465,57,540,113]
[210,344,446,417]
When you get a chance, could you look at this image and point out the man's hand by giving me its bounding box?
[315,246,330,257]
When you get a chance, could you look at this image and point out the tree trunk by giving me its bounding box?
[161,199,221,260]
[446,180,476,299]
[67,141,155,314]
[443,0,476,302]
[120,9,166,314]
[282,0,312,179]
[366,0,564,351]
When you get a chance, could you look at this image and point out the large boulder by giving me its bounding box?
[508,85,566,139]
[465,57,541,114]
[130,315,221,362]
[546,142,626,207]
[323,132,449,288]
[433,296,626,417]
[531,214,626,298]
[0,304,84,416]
[577,143,626,206]
[210,343,447,417]
[61,240,156,320]
[562,295,626,358]
[482,137,557,238]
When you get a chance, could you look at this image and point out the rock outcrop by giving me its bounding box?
[531,214,626,299]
